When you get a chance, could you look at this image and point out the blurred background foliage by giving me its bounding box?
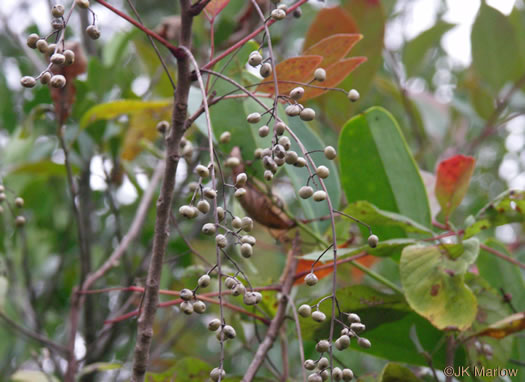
[0,0,524,381]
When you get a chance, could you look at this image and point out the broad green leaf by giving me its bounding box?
[378,363,422,382]
[400,238,480,330]
[344,200,433,235]
[435,154,476,220]
[477,239,525,310]
[80,99,172,160]
[144,357,210,381]
[299,285,455,368]
[403,21,455,77]
[80,100,171,129]
[471,3,524,90]
[302,238,417,261]
[464,190,525,238]
[339,107,431,241]
[8,160,79,177]
[10,370,59,382]
[285,116,341,233]
[78,362,122,378]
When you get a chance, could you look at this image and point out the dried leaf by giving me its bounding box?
[304,7,359,50]
[301,57,367,101]
[50,42,87,125]
[473,312,525,339]
[435,155,476,219]
[303,34,363,67]
[256,56,323,96]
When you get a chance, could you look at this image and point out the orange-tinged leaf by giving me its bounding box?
[256,55,323,96]
[294,253,377,285]
[203,0,230,21]
[301,57,367,101]
[435,155,476,219]
[473,312,525,339]
[294,259,333,285]
[304,7,359,50]
[303,34,363,67]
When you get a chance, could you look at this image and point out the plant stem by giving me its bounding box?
[130,1,193,380]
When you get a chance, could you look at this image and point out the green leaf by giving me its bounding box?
[403,21,455,77]
[78,362,122,378]
[478,239,525,308]
[464,190,525,238]
[80,99,171,129]
[378,363,422,382]
[400,238,480,330]
[144,357,211,381]
[471,2,524,90]
[8,160,78,177]
[285,116,341,233]
[339,107,431,241]
[302,238,417,261]
[344,200,433,235]
[10,371,59,382]
[299,285,454,368]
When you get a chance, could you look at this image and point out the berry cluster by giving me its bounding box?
[0,185,26,227]
[298,308,371,381]
[20,1,100,89]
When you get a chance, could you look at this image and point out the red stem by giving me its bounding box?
[201,0,310,70]
[93,0,184,58]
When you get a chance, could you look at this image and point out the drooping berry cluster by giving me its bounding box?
[20,1,100,90]
[0,184,26,227]
[298,307,371,381]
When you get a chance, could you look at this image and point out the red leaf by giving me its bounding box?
[294,253,378,285]
[203,0,230,22]
[303,7,359,50]
[435,155,476,220]
[301,57,367,101]
[303,34,363,67]
[294,259,333,285]
[256,55,323,96]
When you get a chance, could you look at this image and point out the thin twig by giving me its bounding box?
[480,243,525,270]
[93,0,184,58]
[0,311,68,355]
[201,0,309,70]
[126,0,176,89]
